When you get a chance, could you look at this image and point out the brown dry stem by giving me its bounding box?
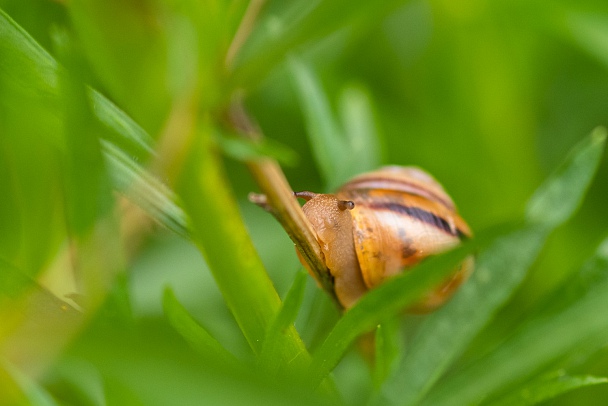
[228,100,340,308]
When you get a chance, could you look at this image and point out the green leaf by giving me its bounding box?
[0,7,188,239]
[373,130,606,406]
[488,372,608,406]
[338,85,381,174]
[422,237,608,406]
[567,12,608,70]
[68,0,172,134]
[231,0,409,88]
[54,27,108,237]
[289,57,347,190]
[0,8,65,276]
[372,319,401,390]
[162,287,239,368]
[1,361,60,406]
[526,127,606,228]
[259,271,308,374]
[104,142,189,238]
[176,128,313,369]
[373,227,545,406]
[215,133,299,167]
[290,59,382,190]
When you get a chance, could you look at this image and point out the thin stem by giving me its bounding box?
[229,99,341,308]
[225,0,267,69]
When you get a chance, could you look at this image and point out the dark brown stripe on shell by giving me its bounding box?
[367,202,467,238]
[342,177,455,211]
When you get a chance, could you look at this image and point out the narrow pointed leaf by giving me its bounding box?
[290,57,347,190]
[259,271,308,373]
[163,288,239,368]
[0,8,189,240]
[488,373,608,406]
[526,127,606,228]
[422,239,608,406]
[231,0,411,88]
[372,319,400,390]
[338,85,381,174]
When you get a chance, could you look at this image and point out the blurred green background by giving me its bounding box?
[1,0,608,405]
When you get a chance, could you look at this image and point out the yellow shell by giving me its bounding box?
[298,166,473,311]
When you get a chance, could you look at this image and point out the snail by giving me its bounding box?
[294,166,473,312]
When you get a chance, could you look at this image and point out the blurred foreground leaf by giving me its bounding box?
[0,7,187,239]
[215,133,299,166]
[259,271,307,375]
[423,235,608,406]
[488,372,608,406]
[162,288,239,369]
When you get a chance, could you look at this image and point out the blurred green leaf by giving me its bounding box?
[0,7,188,240]
[488,372,608,406]
[162,288,239,368]
[68,0,172,134]
[0,8,65,276]
[259,270,307,375]
[423,236,608,406]
[371,226,546,406]
[372,318,400,390]
[290,57,347,189]
[567,12,608,70]
[373,130,606,406]
[53,27,108,237]
[1,362,59,406]
[338,85,381,173]
[526,127,606,228]
[290,58,381,190]
[215,132,299,166]
[90,89,155,161]
[177,128,311,367]
[231,0,409,88]
[532,235,608,321]
[66,321,335,406]
[104,142,189,238]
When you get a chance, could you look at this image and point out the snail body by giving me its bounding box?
[296,166,473,311]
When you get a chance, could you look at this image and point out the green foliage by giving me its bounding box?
[1,1,608,406]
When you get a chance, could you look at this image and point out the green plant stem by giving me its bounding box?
[176,121,309,363]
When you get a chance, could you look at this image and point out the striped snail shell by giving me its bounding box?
[296,166,473,311]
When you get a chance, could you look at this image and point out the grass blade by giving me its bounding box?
[259,271,308,374]
[290,59,382,190]
[338,85,381,174]
[488,372,608,406]
[422,238,608,406]
[289,57,347,190]
[372,318,401,390]
[104,142,189,238]
[374,227,546,406]
[162,288,239,368]
[1,361,60,406]
[231,0,408,88]
[0,7,188,239]
[526,127,606,228]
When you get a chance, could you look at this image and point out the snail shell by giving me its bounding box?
[297,166,473,311]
